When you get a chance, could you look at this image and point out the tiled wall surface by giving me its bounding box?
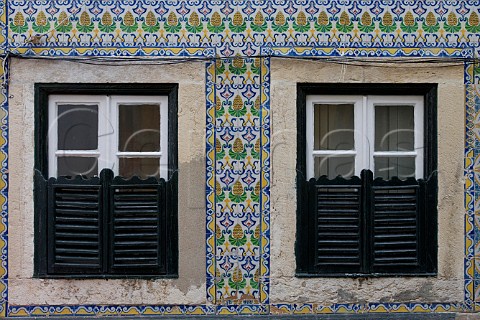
[1,0,480,317]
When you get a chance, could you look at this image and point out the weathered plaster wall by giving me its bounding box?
[269,59,465,304]
[7,58,207,305]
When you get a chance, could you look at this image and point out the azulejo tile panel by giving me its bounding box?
[211,54,268,305]
[2,0,480,318]
[0,60,7,318]
[474,85,480,304]
[6,0,480,52]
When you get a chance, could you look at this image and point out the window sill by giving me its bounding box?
[295,272,437,278]
[34,273,179,280]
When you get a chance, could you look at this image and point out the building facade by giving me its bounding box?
[1,0,480,317]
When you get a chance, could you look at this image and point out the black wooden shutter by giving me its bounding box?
[108,174,167,275]
[298,169,434,276]
[313,175,364,275]
[371,175,434,274]
[47,175,103,275]
[36,169,175,277]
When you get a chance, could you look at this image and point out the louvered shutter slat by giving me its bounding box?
[48,180,103,274]
[109,178,166,275]
[314,177,363,273]
[372,182,422,272]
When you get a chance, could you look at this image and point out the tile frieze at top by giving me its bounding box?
[4,0,480,53]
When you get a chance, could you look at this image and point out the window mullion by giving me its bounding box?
[306,96,315,179]
[160,96,169,180]
[361,169,373,274]
[352,97,363,177]
[414,97,424,179]
[106,95,114,176]
[365,96,375,174]
[100,168,113,274]
[48,99,57,178]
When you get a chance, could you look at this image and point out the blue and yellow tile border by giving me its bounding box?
[2,0,480,317]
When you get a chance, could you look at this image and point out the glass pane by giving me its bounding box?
[57,157,98,177]
[374,157,415,180]
[314,156,355,179]
[314,104,354,150]
[119,104,160,152]
[119,158,160,179]
[375,105,414,151]
[57,104,98,150]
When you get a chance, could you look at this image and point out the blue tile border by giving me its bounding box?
[1,0,480,317]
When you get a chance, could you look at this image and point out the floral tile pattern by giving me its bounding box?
[6,0,480,51]
[1,0,480,317]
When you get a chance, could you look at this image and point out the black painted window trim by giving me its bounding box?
[295,83,438,277]
[34,83,178,279]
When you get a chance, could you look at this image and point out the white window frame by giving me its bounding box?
[306,94,424,179]
[48,94,169,179]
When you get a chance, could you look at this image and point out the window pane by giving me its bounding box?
[57,157,98,177]
[58,104,98,150]
[374,157,415,180]
[314,156,355,179]
[375,105,414,151]
[119,104,160,152]
[314,104,354,150]
[119,158,160,179]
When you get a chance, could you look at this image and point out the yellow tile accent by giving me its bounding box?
[466,259,475,278]
[31,308,49,316]
[120,308,141,315]
[336,306,355,313]
[97,309,117,316]
[316,306,335,314]
[239,306,257,314]
[466,281,474,298]
[465,158,473,168]
[164,306,183,315]
[410,305,430,312]
[466,193,474,211]
[467,238,474,256]
[53,307,74,315]
[185,307,207,315]
[8,308,29,317]
[143,307,162,315]
[293,304,313,314]
[394,305,410,312]
[0,281,6,295]
[430,305,450,312]
[270,305,291,314]
[369,305,388,313]
[75,307,96,315]
[218,307,236,315]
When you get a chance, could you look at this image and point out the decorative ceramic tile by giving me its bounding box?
[266,46,471,58]
[210,50,269,305]
[7,0,480,52]
[466,85,476,146]
[214,126,262,304]
[0,60,6,319]
[475,49,480,85]
[292,303,314,314]
[2,0,480,317]
[214,85,261,128]
[8,305,217,317]
[466,212,475,261]
[466,279,475,306]
[215,304,268,315]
